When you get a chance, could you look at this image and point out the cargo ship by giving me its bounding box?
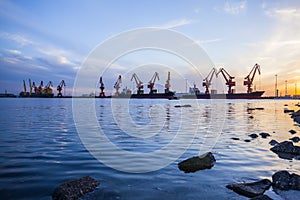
[181,91,264,99]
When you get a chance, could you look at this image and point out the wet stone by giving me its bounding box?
[269,139,278,146]
[249,133,259,139]
[244,139,251,143]
[178,152,216,173]
[272,170,300,191]
[226,179,272,198]
[291,110,300,118]
[231,137,240,140]
[249,116,254,119]
[270,141,300,155]
[52,176,99,200]
[290,136,300,143]
[259,132,270,139]
[289,130,297,134]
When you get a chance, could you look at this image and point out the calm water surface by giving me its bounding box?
[0,98,300,199]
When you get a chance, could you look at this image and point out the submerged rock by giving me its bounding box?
[255,108,264,110]
[290,136,300,143]
[269,139,278,146]
[178,152,216,173]
[52,176,99,200]
[226,179,272,198]
[249,116,254,119]
[289,129,297,134]
[231,137,240,140]
[249,133,259,139]
[270,141,300,155]
[272,170,300,191]
[174,104,192,108]
[259,132,270,139]
[244,139,251,143]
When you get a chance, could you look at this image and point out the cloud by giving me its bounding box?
[5,49,21,55]
[0,32,36,46]
[223,0,247,15]
[159,18,194,29]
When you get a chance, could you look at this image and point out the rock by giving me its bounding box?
[247,108,256,111]
[259,132,270,139]
[269,139,278,146]
[272,170,300,190]
[251,194,273,200]
[270,141,300,155]
[52,176,99,200]
[174,104,191,108]
[255,108,264,110]
[290,137,300,143]
[289,130,297,134]
[231,137,240,140]
[284,104,288,106]
[244,139,251,143]
[284,109,294,113]
[178,152,216,173]
[291,110,300,118]
[226,179,272,198]
[249,133,259,139]
[249,116,254,119]
[294,116,300,124]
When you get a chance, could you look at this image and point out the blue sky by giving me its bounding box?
[1,0,300,96]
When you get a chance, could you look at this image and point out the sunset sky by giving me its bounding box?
[0,0,300,96]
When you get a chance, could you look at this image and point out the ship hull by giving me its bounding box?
[182,91,264,99]
[113,92,177,99]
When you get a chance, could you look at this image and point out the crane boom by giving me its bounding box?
[244,63,261,93]
[57,80,66,97]
[148,72,159,94]
[131,73,144,94]
[29,79,33,95]
[165,71,171,93]
[217,68,236,94]
[23,80,27,93]
[99,76,105,97]
[114,75,122,96]
[202,68,217,94]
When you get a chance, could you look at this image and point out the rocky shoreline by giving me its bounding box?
[52,107,300,199]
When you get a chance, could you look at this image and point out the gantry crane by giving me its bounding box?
[217,68,236,94]
[165,71,171,93]
[32,81,37,94]
[37,81,43,94]
[23,80,27,94]
[43,81,53,95]
[57,80,66,97]
[244,63,261,93]
[203,68,217,94]
[131,73,144,94]
[99,77,105,97]
[28,79,33,96]
[114,75,122,96]
[148,72,159,94]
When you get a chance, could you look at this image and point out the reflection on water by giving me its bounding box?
[0,99,299,199]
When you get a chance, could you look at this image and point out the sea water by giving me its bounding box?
[0,98,299,199]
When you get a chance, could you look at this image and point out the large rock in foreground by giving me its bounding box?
[178,152,216,173]
[270,141,300,155]
[272,171,300,190]
[52,176,99,200]
[226,179,272,198]
[291,110,300,118]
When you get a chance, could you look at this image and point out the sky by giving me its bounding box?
[0,0,300,96]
